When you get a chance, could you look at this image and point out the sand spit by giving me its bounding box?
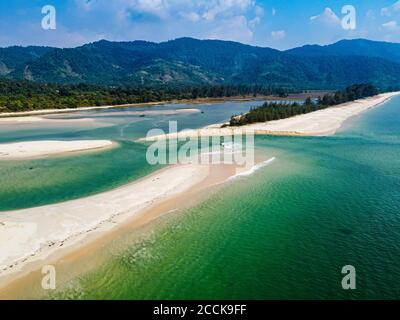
[0,140,114,160]
[142,92,400,140]
[0,164,210,283]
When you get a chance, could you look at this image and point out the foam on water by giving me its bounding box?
[227,157,276,181]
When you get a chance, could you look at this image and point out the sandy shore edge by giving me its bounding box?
[0,96,265,119]
[141,92,400,140]
[0,108,201,125]
[0,140,115,160]
[0,156,275,294]
[0,102,165,118]
[0,164,210,285]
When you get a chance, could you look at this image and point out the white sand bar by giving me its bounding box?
[0,164,210,276]
[247,92,400,136]
[143,92,400,140]
[0,116,102,124]
[0,140,114,160]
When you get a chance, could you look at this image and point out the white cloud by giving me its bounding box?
[255,5,264,17]
[74,0,170,20]
[249,5,264,28]
[5,0,265,47]
[310,8,341,26]
[248,16,261,28]
[381,20,400,41]
[78,0,257,22]
[271,30,285,40]
[208,15,254,43]
[180,11,201,22]
[102,0,260,29]
[382,20,398,31]
[135,0,168,18]
[381,1,400,16]
[202,0,255,21]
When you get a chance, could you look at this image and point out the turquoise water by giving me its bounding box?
[0,101,261,211]
[2,98,400,299]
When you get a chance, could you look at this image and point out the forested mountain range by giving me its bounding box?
[1,38,400,90]
[286,39,400,64]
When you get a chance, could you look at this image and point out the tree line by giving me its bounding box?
[0,79,298,113]
[229,84,380,126]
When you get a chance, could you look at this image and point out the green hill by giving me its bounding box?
[2,38,400,89]
[286,39,400,64]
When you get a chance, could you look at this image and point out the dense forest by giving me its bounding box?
[1,38,400,113]
[229,84,379,126]
[2,38,400,89]
[0,79,298,112]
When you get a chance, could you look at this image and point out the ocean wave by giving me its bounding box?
[227,157,276,181]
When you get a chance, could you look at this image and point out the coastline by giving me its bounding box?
[0,140,115,160]
[0,164,209,289]
[0,92,324,119]
[0,108,201,125]
[0,160,267,296]
[0,101,166,118]
[0,91,397,298]
[142,92,400,140]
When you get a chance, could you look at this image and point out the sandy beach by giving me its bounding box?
[142,92,400,140]
[0,102,164,118]
[0,96,261,119]
[0,108,201,125]
[0,164,209,279]
[0,140,115,160]
[0,116,102,124]
[0,154,276,298]
[0,116,115,130]
[0,157,272,296]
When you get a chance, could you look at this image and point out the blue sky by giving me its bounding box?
[1,0,400,49]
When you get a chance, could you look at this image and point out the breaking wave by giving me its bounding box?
[227,157,276,181]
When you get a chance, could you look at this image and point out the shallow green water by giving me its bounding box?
[53,97,400,300]
[2,98,400,299]
[0,101,260,210]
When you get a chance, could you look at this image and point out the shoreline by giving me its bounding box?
[0,108,201,126]
[0,159,268,296]
[0,92,325,119]
[0,101,165,118]
[0,91,396,298]
[0,140,115,160]
[0,164,210,288]
[141,92,400,140]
